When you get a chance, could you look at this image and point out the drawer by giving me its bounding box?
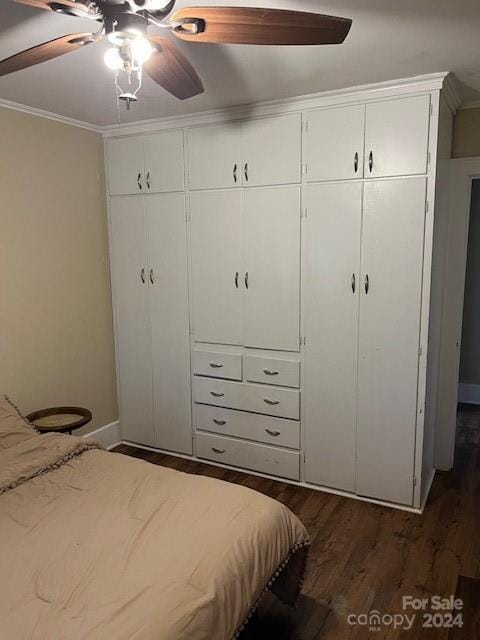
[193,377,300,420]
[196,432,300,480]
[195,404,300,449]
[193,349,242,381]
[244,355,300,388]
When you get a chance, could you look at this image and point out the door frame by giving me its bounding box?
[435,157,480,470]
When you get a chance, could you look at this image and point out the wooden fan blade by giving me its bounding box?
[14,0,93,16]
[170,6,352,45]
[0,33,97,78]
[144,37,204,100]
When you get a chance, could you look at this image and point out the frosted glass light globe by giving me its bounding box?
[104,47,123,71]
[131,37,153,65]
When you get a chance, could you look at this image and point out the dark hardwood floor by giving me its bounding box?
[113,404,480,639]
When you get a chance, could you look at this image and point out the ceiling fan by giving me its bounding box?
[1,0,352,108]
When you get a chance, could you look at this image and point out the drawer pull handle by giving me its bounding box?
[212,447,225,454]
[264,398,280,405]
[209,362,223,369]
[210,391,225,397]
[263,368,279,376]
[213,419,226,426]
[265,428,281,436]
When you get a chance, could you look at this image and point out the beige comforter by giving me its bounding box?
[0,433,309,640]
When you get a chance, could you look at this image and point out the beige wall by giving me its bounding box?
[0,107,117,433]
[452,107,480,158]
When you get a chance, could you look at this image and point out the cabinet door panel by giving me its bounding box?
[187,124,241,190]
[243,186,301,351]
[106,137,144,195]
[365,95,430,178]
[146,194,192,454]
[190,190,243,344]
[109,197,154,445]
[304,182,362,492]
[242,114,301,187]
[307,105,365,181]
[144,130,184,193]
[357,178,427,505]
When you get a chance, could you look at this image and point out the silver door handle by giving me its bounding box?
[244,162,248,182]
[149,268,154,284]
[233,163,237,183]
[137,172,143,190]
[368,151,373,173]
[235,271,239,289]
[351,273,356,293]
[263,369,279,376]
[209,362,223,369]
[264,398,280,405]
[140,268,146,284]
[210,391,225,397]
[212,447,225,454]
[265,428,281,436]
[354,152,359,173]
[213,418,226,425]
[364,274,370,294]
[244,272,249,289]
[146,172,151,190]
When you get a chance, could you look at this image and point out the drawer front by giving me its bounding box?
[193,350,242,381]
[244,355,300,388]
[193,377,300,420]
[196,432,300,480]
[195,404,300,449]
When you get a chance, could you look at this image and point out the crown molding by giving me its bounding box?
[0,97,101,133]
[458,100,480,111]
[441,73,462,114]
[101,71,450,138]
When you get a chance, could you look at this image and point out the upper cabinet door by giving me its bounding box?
[365,95,430,178]
[243,186,301,351]
[109,197,154,446]
[187,123,241,190]
[190,190,243,345]
[106,137,145,196]
[307,105,365,181]
[146,193,192,455]
[241,114,302,187]
[143,130,184,194]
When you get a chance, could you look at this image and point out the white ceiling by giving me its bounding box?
[0,0,480,127]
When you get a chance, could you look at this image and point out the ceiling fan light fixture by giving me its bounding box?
[130,36,153,65]
[104,46,123,71]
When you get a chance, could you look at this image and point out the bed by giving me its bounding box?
[0,396,309,640]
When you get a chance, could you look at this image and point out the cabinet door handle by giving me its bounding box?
[213,418,226,425]
[149,268,154,284]
[146,172,151,190]
[210,391,225,397]
[354,152,359,173]
[233,163,237,183]
[244,271,249,289]
[351,273,356,293]
[137,172,143,190]
[209,362,223,369]
[265,428,281,436]
[212,447,225,454]
[235,271,239,288]
[368,151,373,173]
[364,274,370,294]
[140,268,146,284]
[263,369,279,376]
[264,398,280,405]
[244,162,249,182]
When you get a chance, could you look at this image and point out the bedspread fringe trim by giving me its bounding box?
[232,538,310,639]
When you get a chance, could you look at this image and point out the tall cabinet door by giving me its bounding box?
[304,182,362,492]
[143,130,184,193]
[109,197,154,446]
[146,194,192,454]
[106,137,145,196]
[187,124,241,190]
[356,177,427,505]
[190,190,243,345]
[243,186,301,351]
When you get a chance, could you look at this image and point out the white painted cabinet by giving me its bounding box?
[304,182,362,492]
[109,197,154,446]
[243,186,301,350]
[365,95,430,178]
[187,124,241,190]
[190,190,243,345]
[307,105,365,181]
[146,194,192,454]
[356,178,427,505]
[106,138,145,196]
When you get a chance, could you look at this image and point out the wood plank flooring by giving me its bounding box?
[113,403,480,639]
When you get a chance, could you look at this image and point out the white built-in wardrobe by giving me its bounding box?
[105,72,456,511]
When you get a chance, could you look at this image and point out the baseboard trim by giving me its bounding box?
[458,383,480,405]
[83,421,121,450]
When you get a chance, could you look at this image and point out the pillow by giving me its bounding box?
[0,396,38,451]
